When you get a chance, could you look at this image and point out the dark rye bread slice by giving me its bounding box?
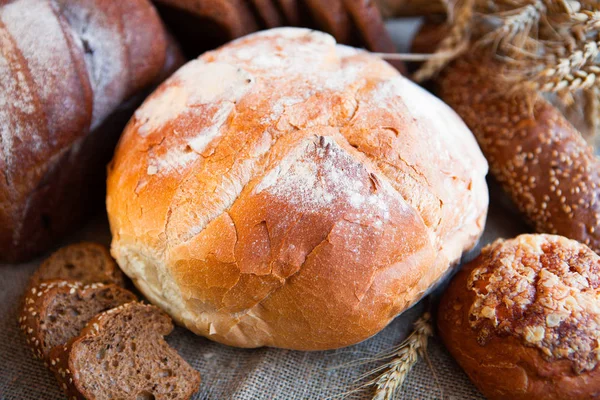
[50,302,201,400]
[29,242,125,288]
[19,280,136,361]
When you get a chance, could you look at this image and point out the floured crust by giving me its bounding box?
[439,234,600,400]
[107,28,489,350]
[0,0,173,262]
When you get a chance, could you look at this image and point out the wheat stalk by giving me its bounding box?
[476,1,545,53]
[407,0,600,140]
[413,0,475,82]
[364,313,433,400]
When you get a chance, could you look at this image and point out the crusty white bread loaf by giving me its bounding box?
[106,28,489,350]
[439,234,600,399]
[0,0,180,262]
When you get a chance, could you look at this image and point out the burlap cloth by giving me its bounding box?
[0,21,530,400]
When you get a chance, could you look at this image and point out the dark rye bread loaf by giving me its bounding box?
[305,0,352,43]
[0,0,179,263]
[273,0,306,26]
[343,0,396,53]
[438,57,600,253]
[29,242,125,288]
[50,302,201,400]
[19,280,136,361]
[248,0,284,28]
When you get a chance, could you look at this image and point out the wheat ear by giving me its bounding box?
[368,312,433,400]
[413,0,474,82]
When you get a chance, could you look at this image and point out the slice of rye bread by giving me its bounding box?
[19,280,136,361]
[29,242,126,288]
[50,302,201,400]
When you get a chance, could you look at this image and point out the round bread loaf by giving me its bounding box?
[438,234,600,400]
[107,28,489,350]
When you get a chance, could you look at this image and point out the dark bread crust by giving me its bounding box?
[248,0,284,28]
[343,0,395,53]
[438,57,600,253]
[153,0,258,40]
[29,242,125,288]
[305,0,352,43]
[50,302,200,400]
[273,0,304,25]
[0,0,173,262]
[438,234,600,399]
[19,279,136,360]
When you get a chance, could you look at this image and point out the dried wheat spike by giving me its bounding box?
[369,312,433,400]
[413,0,474,82]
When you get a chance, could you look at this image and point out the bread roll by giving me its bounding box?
[438,234,600,399]
[439,57,600,253]
[107,28,488,350]
[0,0,180,262]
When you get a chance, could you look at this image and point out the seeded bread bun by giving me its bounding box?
[438,57,600,253]
[107,28,488,350]
[438,234,600,400]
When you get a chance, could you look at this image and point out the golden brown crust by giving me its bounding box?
[438,234,600,400]
[107,28,488,350]
[439,57,600,253]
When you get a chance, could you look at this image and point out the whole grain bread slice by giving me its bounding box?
[50,302,201,400]
[29,242,125,288]
[19,280,136,361]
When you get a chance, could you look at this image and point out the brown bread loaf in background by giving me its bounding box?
[153,0,399,60]
[19,280,136,360]
[0,0,182,263]
[438,57,600,253]
[153,0,259,58]
[50,302,201,400]
[438,234,600,399]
